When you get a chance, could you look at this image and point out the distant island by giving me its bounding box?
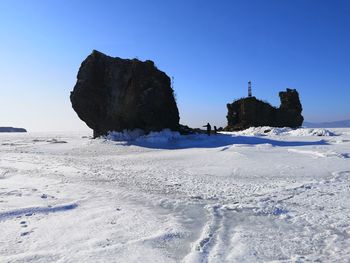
[303,119,350,128]
[0,127,27,132]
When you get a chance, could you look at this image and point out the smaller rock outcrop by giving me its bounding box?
[226,88,303,131]
[0,127,27,132]
[71,50,180,137]
[277,89,303,127]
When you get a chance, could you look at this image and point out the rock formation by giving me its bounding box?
[71,50,180,137]
[226,88,303,131]
[0,127,27,132]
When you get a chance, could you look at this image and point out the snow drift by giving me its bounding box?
[233,126,336,137]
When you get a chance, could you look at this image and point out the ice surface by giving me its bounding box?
[0,128,349,262]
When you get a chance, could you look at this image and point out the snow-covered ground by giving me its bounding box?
[0,128,349,262]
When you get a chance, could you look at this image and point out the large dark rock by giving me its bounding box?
[71,50,180,137]
[226,88,303,130]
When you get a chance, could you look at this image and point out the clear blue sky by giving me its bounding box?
[1,0,349,131]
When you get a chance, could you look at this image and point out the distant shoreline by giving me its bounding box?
[303,119,350,128]
[0,127,27,133]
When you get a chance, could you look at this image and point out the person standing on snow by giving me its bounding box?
[203,123,211,136]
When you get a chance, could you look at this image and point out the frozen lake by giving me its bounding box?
[1,128,349,262]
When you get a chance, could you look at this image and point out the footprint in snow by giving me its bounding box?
[20,231,32,236]
[220,146,230,151]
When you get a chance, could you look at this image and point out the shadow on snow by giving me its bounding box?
[0,203,77,221]
[121,134,329,150]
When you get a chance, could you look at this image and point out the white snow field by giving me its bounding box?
[0,127,349,263]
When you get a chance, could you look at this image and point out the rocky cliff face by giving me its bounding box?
[277,89,304,127]
[71,50,180,137]
[226,89,303,131]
